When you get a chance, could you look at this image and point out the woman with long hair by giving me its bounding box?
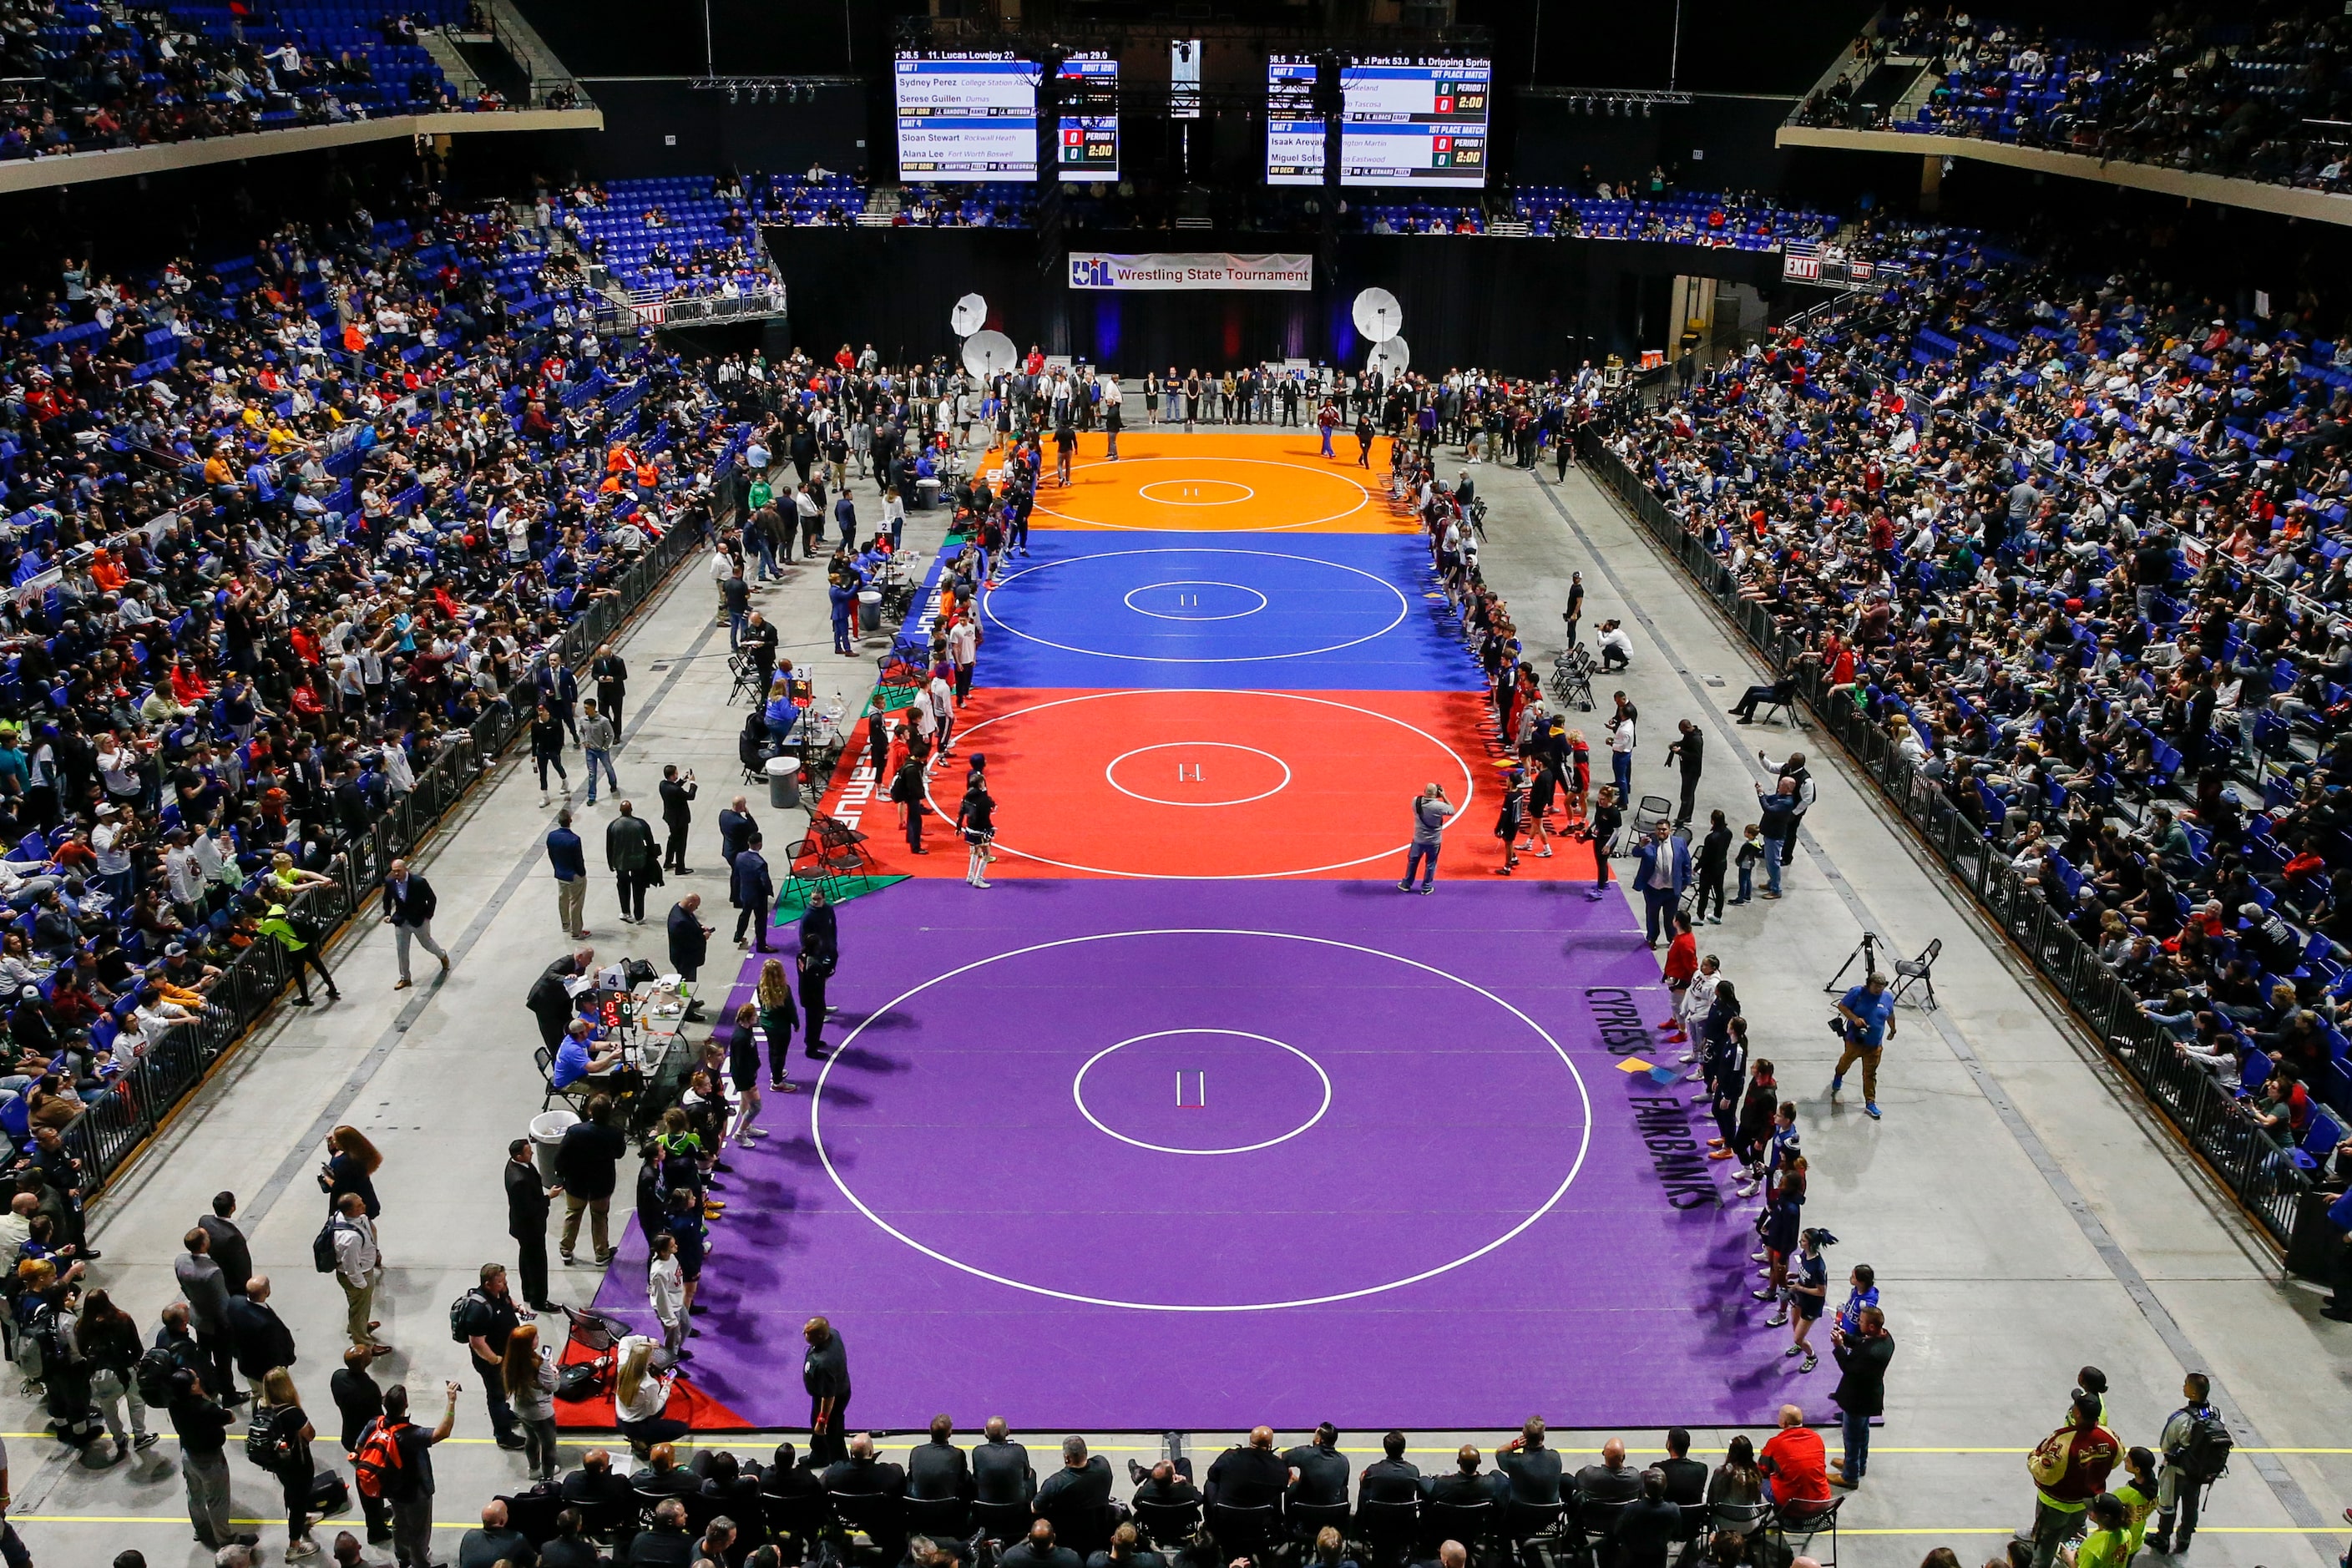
[257,1365,320,1559]
[726,1001,766,1143]
[316,1125,382,1222]
[502,1321,561,1483]
[1707,1433,1765,1542]
[756,959,798,1095]
[70,1287,152,1454]
[612,1333,689,1456]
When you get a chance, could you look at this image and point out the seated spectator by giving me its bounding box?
[1759,1406,1832,1520]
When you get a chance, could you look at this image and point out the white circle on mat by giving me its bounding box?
[1120,580,1269,622]
[1103,741,1293,808]
[810,928,1591,1312]
[1072,1029,1331,1155]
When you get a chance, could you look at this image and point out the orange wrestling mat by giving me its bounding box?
[979,432,1414,535]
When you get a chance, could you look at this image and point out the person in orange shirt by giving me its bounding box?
[89,549,128,594]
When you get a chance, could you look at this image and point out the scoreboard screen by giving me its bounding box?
[1264,55,1491,188]
[1056,53,1119,182]
[894,52,1038,183]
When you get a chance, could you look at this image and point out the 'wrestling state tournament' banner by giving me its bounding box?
[1066,252,1313,291]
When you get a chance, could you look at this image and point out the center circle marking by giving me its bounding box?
[987,549,1409,665]
[1072,1029,1332,1156]
[922,690,1475,878]
[1120,580,1269,622]
[1104,741,1293,808]
[1032,455,1374,532]
[810,928,1592,1312]
[1137,478,1257,507]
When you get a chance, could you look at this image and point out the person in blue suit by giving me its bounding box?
[731,832,775,953]
[1632,817,1691,947]
[828,574,857,657]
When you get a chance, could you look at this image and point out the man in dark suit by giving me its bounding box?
[909,1415,974,1501]
[717,796,758,874]
[222,1275,296,1384]
[605,802,659,925]
[762,1440,827,1505]
[1657,1429,1709,1505]
[197,1192,252,1301]
[627,1497,695,1567]
[591,645,630,734]
[666,893,713,1023]
[1285,1424,1349,1509]
[1424,1445,1503,1510]
[527,948,593,1053]
[973,1418,1035,1506]
[1129,1459,1200,1512]
[731,833,775,953]
[1205,1428,1287,1511]
[1496,1418,1563,1510]
[657,766,696,875]
[998,1521,1081,1568]
[823,1432,908,1500]
[380,857,448,989]
[1573,1439,1642,1505]
[504,1138,556,1312]
[1035,1435,1114,1518]
[1359,1431,1423,1505]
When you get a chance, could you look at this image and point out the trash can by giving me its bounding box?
[858,589,883,633]
[766,753,802,811]
[916,476,942,512]
[529,1109,578,1183]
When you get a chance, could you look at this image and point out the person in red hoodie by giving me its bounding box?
[2021,1391,2122,1568]
[1658,913,1699,1034]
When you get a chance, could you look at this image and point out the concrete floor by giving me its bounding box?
[6,433,2347,1568]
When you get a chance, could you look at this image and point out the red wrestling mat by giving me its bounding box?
[812,687,1603,883]
[552,1333,755,1431]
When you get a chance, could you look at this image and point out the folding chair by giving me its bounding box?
[726,649,764,706]
[1890,937,1942,1011]
[1768,1495,1843,1568]
[1757,676,1804,727]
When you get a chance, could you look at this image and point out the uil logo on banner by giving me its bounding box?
[1070,256,1112,289]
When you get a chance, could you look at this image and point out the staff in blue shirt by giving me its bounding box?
[1833,970,1897,1120]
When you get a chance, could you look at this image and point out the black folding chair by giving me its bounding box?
[1891,937,1942,1011]
[905,1495,971,1542]
[1426,1500,1495,1563]
[1131,1497,1203,1552]
[972,1499,1034,1545]
[1209,1501,1282,1561]
[1504,1500,1565,1547]
[1358,1498,1423,1568]
[830,1490,908,1560]
[1288,1499,1353,1545]
[1768,1495,1842,1568]
[761,1491,833,1563]
[1756,677,1803,728]
[1040,1501,1119,1560]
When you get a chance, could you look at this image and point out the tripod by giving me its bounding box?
[1824,931,1884,994]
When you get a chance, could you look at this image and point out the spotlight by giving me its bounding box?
[1642,99,1653,116]
[727,84,739,104]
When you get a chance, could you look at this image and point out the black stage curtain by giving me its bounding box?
[763,226,1780,377]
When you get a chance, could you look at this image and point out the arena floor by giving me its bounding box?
[16,425,2347,1565]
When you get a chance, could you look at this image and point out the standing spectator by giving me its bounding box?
[532,704,571,806]
[257,1365,321,1560]
[1824,1307,1881,1495]
[224,1275,297,1388]
[547,810,589,940]
[261,898,341,1008]
[2021,1393,2121,1568]
[369,1381,459,1568]
[579,701,620,806]
[658,766,697,876]
[554,1095,626,1267]
[1664,720,1705,827]
[504,1140,556,1313]
[328,1193,386,1353]
[1631,818,1689,947]
[590,645,630,735]
[318,1127,382,1226]
[331,1346,391,1546]
[732,833,776,953]
[1760,750,1813,869]
[1694,809,1732,923]
[169,1368,255,1551]
[2148,1373,2228,1555]
[798,890,839,1061]
[605,801,658,925]
[1606,699,1637,801]
[667,893,713,1024]
[73,1287,154,1454]
[380,858,449,992]
[1754,778,1797,899]
[174,1227,243,1404]
[803,1316,852,1466]
[198,1192,255,1302]
[502,1322,563,1485]
[1587,787,1622,902]
[649,1231,687,1358]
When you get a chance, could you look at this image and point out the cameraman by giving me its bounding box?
[1831,970,1896,1121]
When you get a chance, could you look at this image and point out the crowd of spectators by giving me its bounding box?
[0,0,539,164]
[1801,3,2352,197]
[1600,215,2352,1181]
[551,176,786,303]
[0,171,756,1313]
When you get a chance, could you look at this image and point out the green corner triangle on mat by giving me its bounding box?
[773,873,906,918]
[865,687,922,719]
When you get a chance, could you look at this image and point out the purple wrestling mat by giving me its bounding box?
[594,878,1783,1431]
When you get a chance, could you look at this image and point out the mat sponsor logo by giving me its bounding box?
[1586,986,1718,1210]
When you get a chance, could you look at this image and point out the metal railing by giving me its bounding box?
[63,516,711,1204]
[1575,422,2334,1254]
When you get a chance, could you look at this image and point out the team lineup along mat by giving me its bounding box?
[584,432,1778,1431]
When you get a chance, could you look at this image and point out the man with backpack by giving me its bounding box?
[453,1263,531,1452]
[354,1380,458,1568]
[2148,1372,2232,1555]
[2020,1390,2121,1568]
